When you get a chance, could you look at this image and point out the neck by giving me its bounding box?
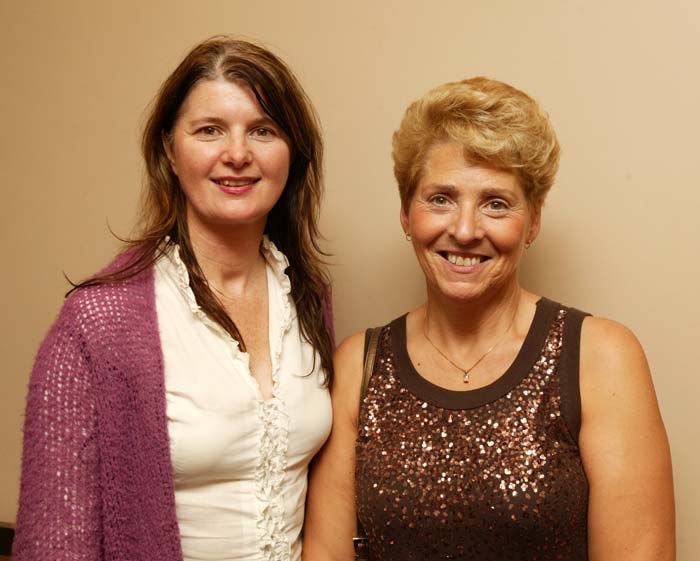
[424,282,524,347]
[186,217,268,297]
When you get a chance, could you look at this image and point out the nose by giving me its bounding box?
[448,203,484,244]
[222,133,252,167]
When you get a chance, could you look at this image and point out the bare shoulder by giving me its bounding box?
[333,331,366,371]
[581,316,645,358]
[331,331,369,420]
[579,315,658,414]
[581,316,649,379]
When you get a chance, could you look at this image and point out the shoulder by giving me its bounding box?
[70,251,155,308]
[331,330,372,421]
[333,322,392,383]
[332,332,365,391]
[580,316,648,380]
[43,255,157,351]
[545,298,647,380]
[578,315,657,418]
[31,254,159,393]
[334,331,366,369]
[67,277,153,323]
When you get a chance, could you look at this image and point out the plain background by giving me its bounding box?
[1,0,698,557]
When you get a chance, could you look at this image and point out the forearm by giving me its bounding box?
[587,471,675,561]
[303,332,366,561]
[303,452,358,561]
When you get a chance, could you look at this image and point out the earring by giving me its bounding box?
[405,233,412,241]
[525,241,532,249]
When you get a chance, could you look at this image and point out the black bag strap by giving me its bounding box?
[361,327,381,403]
[353,327,381,561]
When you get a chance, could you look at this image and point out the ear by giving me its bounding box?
[162,131,177,175]
[527,205,542,245]
[400,206,410,236]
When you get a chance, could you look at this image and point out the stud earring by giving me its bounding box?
[525,241,532,249]
[405,233,412,241]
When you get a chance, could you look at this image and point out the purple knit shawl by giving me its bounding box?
[15,247,335,560]
[15,252,189,561]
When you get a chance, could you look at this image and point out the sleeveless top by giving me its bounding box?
[355,298,589,561]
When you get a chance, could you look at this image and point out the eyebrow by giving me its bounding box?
[422,183,517,198]
[186,116,280,128]
[480,186,516,198]
[422,183,459,193]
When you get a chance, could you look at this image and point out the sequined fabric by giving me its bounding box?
[356,299,589,561]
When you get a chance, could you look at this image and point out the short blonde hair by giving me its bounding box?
[392,77,560,209]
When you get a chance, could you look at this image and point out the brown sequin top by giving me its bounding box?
[356,298,589,561]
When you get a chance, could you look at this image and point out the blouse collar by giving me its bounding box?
[160,235,292,344]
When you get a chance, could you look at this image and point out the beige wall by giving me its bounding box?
[2,0,698,556]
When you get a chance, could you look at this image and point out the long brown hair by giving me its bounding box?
[71,36,333,381]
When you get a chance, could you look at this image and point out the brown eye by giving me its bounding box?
[252,127,279,140]
[430,195,449,206]
[197,126,220,137]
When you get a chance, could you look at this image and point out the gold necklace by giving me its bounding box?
[423,308,518,383]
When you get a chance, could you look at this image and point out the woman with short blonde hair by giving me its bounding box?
[304,77,674,561]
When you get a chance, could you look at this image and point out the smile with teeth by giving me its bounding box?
[213,178,259,187]
[444,253,486,267]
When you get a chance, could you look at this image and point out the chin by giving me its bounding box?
[433,283,488,303]
[215,211,271,227]
[433,277,517,304]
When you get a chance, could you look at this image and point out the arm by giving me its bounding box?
[13,302,101,561]
[303,331,365,561]
[579,317,675,561]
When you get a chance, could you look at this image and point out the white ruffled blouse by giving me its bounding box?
[154,237,332,561]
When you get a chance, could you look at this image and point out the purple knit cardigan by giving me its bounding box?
[14,251,335,561]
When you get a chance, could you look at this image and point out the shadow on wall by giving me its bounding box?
[377,238,427,312]
[519,221,586,306]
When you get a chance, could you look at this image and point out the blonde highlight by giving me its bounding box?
[393,77,560,211]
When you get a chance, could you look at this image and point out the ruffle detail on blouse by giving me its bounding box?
[164,237,292,347]
[261,236,293,379]
[255,395,291,561]
[162,238,295,559]
[167,243,243,347]
[255,238,293,559]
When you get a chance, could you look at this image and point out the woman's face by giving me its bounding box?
[164,78,291,235]
[401,141,539,304]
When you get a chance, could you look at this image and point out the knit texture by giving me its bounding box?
[14,248,335,561]
[14,250,182,560]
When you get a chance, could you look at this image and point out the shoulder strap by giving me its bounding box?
[354,327,381,560]
[559,306,590,444]
[361,327,382,404]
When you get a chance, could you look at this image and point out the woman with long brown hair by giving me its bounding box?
[14,36,334,561]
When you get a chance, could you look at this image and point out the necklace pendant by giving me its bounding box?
[463,371,470,383]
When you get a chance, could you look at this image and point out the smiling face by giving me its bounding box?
[401,141,540,304]
[163,78,291,236]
